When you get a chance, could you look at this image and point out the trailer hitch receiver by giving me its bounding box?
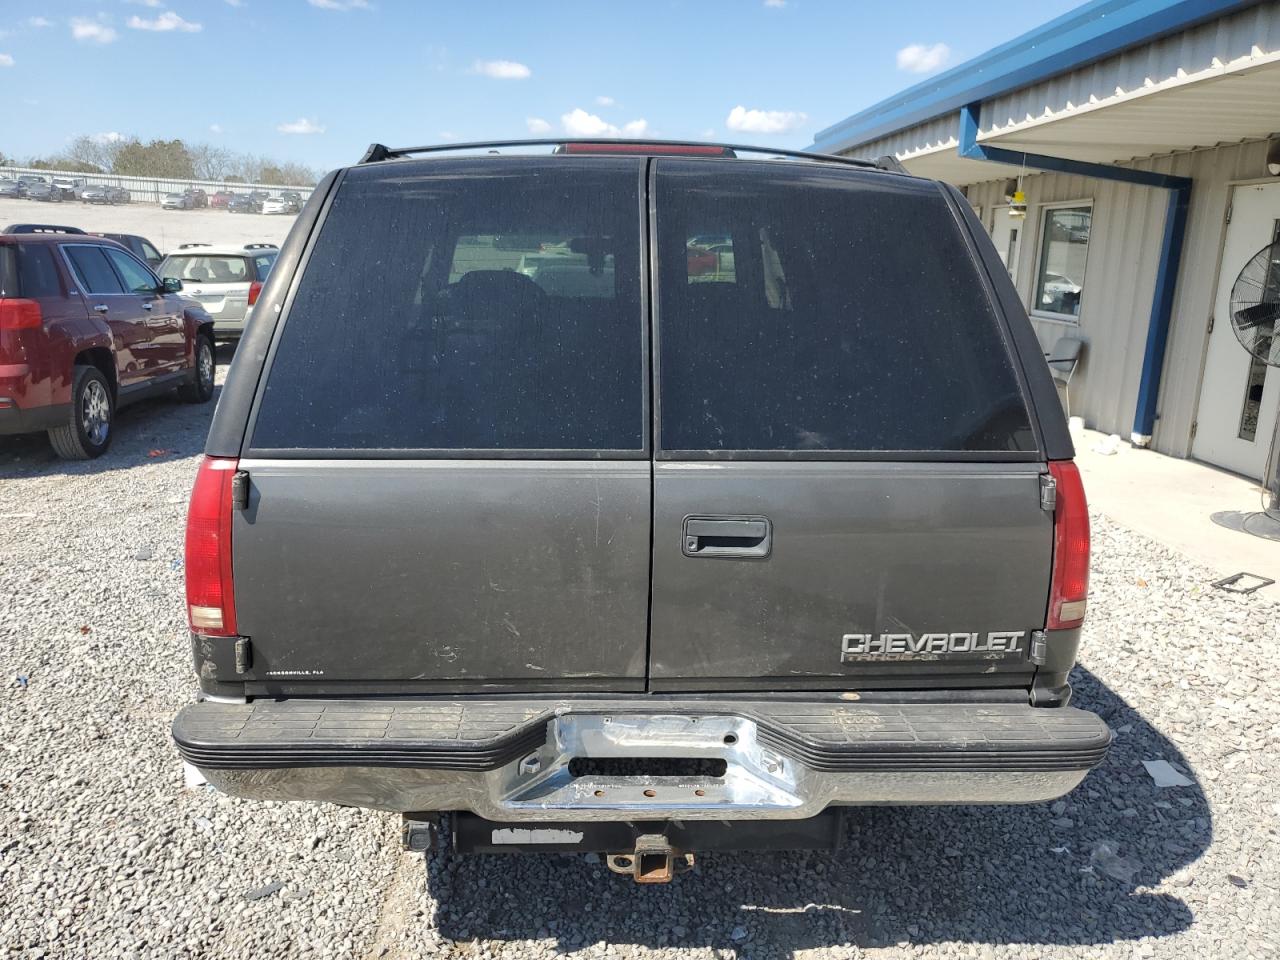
[606,834,695,883]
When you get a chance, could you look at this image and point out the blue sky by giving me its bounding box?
[1,0,1080,171]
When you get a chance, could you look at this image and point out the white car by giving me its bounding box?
[261,196,295,215]
[157,242,279,340]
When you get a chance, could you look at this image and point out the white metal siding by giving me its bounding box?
[968,138,1271,457]
[983,2,1280,140]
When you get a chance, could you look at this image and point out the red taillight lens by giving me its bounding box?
[0,298,43,330]
[247,281,263,306]
[1047,460,1090,629]
[185,456,238,636]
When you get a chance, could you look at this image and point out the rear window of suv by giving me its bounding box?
[161,255,250,284]
[654,161,1036,454]
[250,158,645,453]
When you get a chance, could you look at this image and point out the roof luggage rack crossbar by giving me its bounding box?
[357,138,885,170]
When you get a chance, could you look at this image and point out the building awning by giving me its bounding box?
[896,52,1280,184]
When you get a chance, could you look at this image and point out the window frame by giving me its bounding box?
[242,157,652,460]
[59,243,130,297]
[648,159,1042,463]
[1029,199,1093,325]
[102,245,162,295]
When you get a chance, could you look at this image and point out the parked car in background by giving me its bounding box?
[0,180,27,199]
[51,177,85,201]
[90,232,163,268]
[210,190,234,209]
[18,175,47,188]
[261,196,295,215]
[0,232,216,459]
[226,194,261,214]
[81,184,131,205]
[157,242,278,340]
[162,192,193,211]
[281,190,303,209]
[184,188,209,209]
[25,182,62,203]
[170,142,1107,879]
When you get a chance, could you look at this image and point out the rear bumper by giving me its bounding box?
[174,698,1110,820]
[0,401,69,436]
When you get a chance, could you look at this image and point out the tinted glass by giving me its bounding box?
[141,240,162,263]
[103,248,158,294]
[252,157,644,451]
[64,245,125,295]
[655,161,1035,454]
[252,253,276,278]
[18,245,63,298]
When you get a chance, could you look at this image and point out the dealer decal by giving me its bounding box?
[840,631,1025,662]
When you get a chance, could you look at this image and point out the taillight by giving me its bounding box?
[185,456,238,636]
[1047,460,1090,629]
[0,298,43,330]
[247,281,263,306]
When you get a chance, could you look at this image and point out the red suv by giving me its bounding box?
[0,231,216,459]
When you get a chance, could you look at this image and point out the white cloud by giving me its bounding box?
[764,0,786,7]
[91,132,125,144]
[0,54,13,67]
[128,11,203,32]
[594,95,615,107]
[701,127,716,139]
[896,42,950,74]
[277,117,326,135]
[126,0,164,7]
[725,105,807,134]
[71,18,119,44]
[560,108,648,138]
[209,124,223,134]
[225,0,246,6]
[439,130,457,140]
[471,59,531,80]
[308,0,369,8]
[525,117,552,134]
[28,17,53,28]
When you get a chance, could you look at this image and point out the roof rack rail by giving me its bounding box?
[244,243,279,250]
[874,155,908,174]
[355,138,883,171]
[178,242,211,249]
[2,224,87,235]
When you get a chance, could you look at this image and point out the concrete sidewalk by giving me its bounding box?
[1073,427,1279,586]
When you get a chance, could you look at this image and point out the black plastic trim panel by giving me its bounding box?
[174,699,1110,773]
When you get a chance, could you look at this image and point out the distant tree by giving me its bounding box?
[113,138,196,179]
[61,135,120,173]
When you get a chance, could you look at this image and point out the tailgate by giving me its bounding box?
[649,462,1051,688]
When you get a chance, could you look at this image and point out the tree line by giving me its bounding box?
[1,136,318,187]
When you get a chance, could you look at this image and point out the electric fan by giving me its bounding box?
[1228,241,1280,528]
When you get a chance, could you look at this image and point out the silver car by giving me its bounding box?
[156,243,279,340]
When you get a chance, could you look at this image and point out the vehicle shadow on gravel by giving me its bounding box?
[0,347,234,476]
[424,667,1209,955]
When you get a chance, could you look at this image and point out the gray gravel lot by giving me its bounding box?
[1,363,1278,959]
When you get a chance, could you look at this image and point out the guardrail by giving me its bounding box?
[0,165,314,206]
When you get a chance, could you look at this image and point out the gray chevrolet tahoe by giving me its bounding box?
[172,139,1107,883]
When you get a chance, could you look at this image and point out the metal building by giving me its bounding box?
[810,0,1280,480]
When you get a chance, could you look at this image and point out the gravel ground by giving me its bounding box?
[0,197,296,253]
[1,368,1278,959]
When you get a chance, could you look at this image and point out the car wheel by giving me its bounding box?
[48,365,114,460]
[178,334,216,404]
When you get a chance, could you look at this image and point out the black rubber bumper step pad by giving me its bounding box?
[173,700,1111,773]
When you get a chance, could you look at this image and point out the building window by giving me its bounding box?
[1033,204,1091,321]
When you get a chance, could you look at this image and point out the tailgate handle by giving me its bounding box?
[682,516,772,559]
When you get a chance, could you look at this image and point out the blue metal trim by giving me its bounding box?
[956,102,1192,441]
[809,0,1260,154]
